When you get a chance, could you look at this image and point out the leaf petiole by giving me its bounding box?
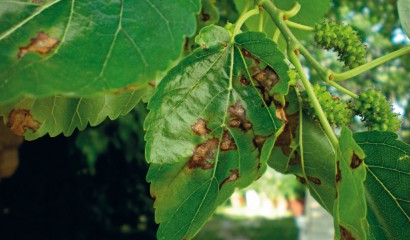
[231,8,259,42]
[285,21,314,31]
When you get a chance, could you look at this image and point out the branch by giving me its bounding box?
[332,46,410,81]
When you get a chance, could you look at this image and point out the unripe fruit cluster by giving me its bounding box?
[304,84,354,126]
[355,89,400,132]
[314,20,366,69]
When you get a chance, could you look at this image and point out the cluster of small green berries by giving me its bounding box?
[354,89,400,131]
[314,20,366,69]
[304,84,354,126]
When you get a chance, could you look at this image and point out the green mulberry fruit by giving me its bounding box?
[304,84,354,126]
[315,19,366,69]
[355,89,400,132]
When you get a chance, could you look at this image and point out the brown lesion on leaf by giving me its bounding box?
[239,76,250,86]
[18,31,60,59]
[350,153,363,169]
[184,37,190,51]
[191,118,211,136]
[220,130,237,151]
[6,109,41,136]
[296,175,307,185]
[275,113,299,157]
[340,226,355,240]
[228,101,253,131]
[219,169,239,189]
[114,84,139,94]
[275,106,287,122]
[188,138,218,170]
[288,151,301,165]
[253,66,281,105]
[200,8,211,21]
[336,160,342,183]
[253,66,280,92]
[241,49,253,58]
[307,176,321,185]
[253,135,267,154]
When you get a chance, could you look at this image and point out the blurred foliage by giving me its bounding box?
[195,215,298,240]
[241,168,306,201]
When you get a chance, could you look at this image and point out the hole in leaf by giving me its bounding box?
[220,130,237,151]
[6,109,40,136]
[191,118,211,136]
[18,31,60,59]
[219,169,239,189]
[188,138,218,170]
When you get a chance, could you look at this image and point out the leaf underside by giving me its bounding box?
[0,86,147,140]
[145,31,290,240]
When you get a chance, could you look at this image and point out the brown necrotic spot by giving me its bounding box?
[219,169,239,189]
[241,49,252,58]
[220,130,237,151]
[296,175,307,185]
[200,8,210,21]
[340,226,355,240]
[253,135,268,155]
[350,153,363,169]
[307,176,321,185]
[7,109,40,136]
[336,161,342,183]
[240,76,250,86]
[191,118,211,136]
[228,101,252,131]
[289,151,301,165]
[253,66,280,92]
[18,31,60,59]
[188,138,218,170]
[275,113,299,156]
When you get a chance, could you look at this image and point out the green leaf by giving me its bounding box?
[398,0,410,38]
[270,116,369,239]
[354,131,410,240]
[0,0,200,104]
[296,114,337,213]
[234,0,330,47]
[333,126,368,240]
[0,85,147,140]
[195,25,230,49]
[145,31,289,240]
